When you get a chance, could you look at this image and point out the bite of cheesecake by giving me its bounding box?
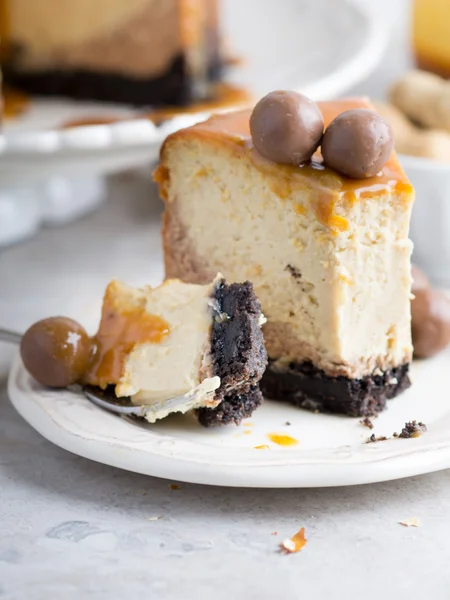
[83,276,267,425]
[155,97,415,416]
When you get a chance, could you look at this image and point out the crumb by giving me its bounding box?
[169,484,181,491]
[398,421,427,439]
[365,433,388,444]
[243,430,252,435]
[364,420,427,444]
[285,421,291,426]
[280,527,307,554]
[285,264,302,280]
[399,517,420,527]
[360,417,374,429]
[146,516,164,522]
[272,532,278,536]
[254,444,270,450]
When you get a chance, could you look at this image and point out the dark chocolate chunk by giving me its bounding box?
[321,108,394,178]
[250,91,324,164]
[20,317,91,388]
[285,264,302,280]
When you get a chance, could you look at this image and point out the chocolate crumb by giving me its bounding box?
[285,421,291,426]
[364,420,427,444]
[365,433,388,444]
[360,416,374,429]
[398,421,427,439]
[285,264,302,280]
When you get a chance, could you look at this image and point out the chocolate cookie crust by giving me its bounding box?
[4,55,223,107]
[197,280,267,427]
[261,361,411,417]
[197,385,263,427]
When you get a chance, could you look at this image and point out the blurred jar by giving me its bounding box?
[413,0,450,76]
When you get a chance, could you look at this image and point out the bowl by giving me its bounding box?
[400,153,450,287]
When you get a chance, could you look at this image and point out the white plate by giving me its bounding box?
[0,0,386,185]
[8,349,450,488]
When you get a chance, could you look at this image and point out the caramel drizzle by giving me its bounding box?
[267,433,299,447]
[162,99,414,233]
[84,289,170,389]
[58,83,252,129]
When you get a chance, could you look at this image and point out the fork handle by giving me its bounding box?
[0,328,22,345]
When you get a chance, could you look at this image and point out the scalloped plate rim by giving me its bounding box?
[8,353,450,488]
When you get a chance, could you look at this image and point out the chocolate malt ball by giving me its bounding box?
[321,108,394,178]
[21,317,91,387]
[250,91,324,164]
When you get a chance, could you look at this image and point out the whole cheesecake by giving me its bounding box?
[154,98,415,417]
[0,0,221,105]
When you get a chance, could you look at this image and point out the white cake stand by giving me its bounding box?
[0,0,386,245]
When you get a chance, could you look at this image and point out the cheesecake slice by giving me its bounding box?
[1,0,221,106]
[155,98,415,417]
[83,276,267,426]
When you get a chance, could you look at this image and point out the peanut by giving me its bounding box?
[374,100,450,162]
[389,70,450,131]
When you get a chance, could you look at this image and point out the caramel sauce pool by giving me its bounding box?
[59,83,252,129]
[84,291,170,389]
[267,433,299,447]
[2,87,30,119]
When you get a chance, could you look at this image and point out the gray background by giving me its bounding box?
[3,1,448,598]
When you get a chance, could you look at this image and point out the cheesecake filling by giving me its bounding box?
[160,140,413,381]
[84,277,224,416]
[157,99,414,395]
[2,0,219,82]
[3,0,181,76]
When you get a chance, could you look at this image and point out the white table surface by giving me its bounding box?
[4,2,450,598]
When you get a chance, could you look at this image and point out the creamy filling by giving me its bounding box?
[4,0,182,76]
[118,277,222,404]
[161,138,414,379]
[85,276,226,415]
